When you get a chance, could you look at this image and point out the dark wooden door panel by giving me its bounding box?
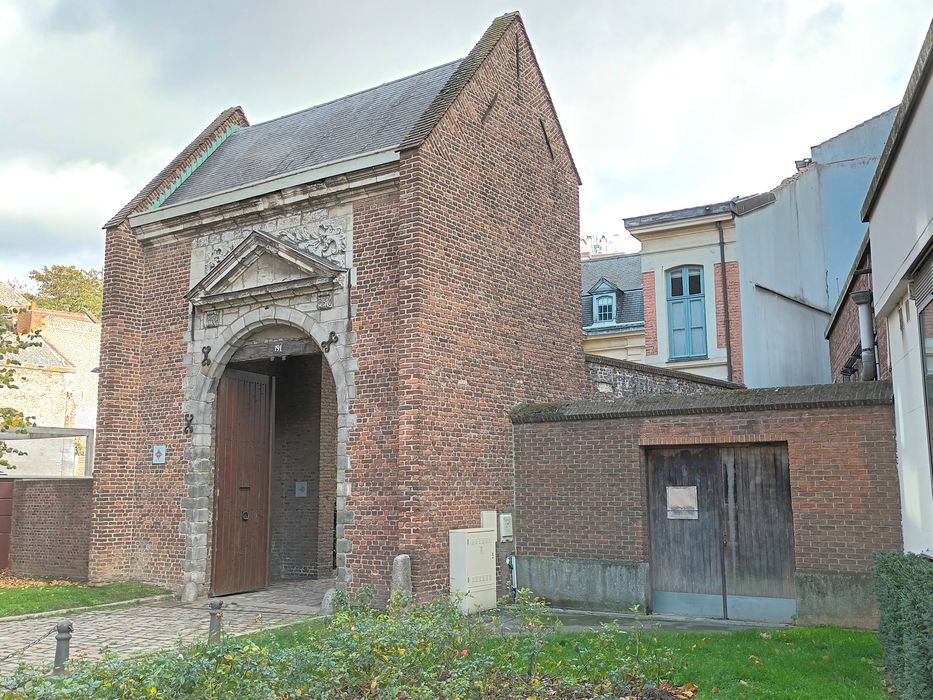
[648,447,722,596]
[212,368,274,596]
[724,445,795,599]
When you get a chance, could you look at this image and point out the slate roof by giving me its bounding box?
[511,380,894,424]
[581,253,642,293]
[0,281,27,308]
[581,253,645,329]
[163,60,463,207]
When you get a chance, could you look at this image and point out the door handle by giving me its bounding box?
[241,511,249,521]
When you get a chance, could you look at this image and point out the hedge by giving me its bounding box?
[872,550,933,699]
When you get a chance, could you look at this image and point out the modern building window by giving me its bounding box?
[667,266,707,359]
[593,294,616,324]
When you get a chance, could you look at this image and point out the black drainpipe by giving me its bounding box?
[716,221,734,383]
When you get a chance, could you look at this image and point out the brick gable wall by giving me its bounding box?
[390,19,585,597]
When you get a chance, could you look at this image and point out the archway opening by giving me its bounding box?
[210,326,337,595]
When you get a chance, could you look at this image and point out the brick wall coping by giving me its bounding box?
[511,380,893,424]
[584,354,742,389]
[0,476,93,481]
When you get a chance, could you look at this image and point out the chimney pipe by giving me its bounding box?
[851,290,876,381]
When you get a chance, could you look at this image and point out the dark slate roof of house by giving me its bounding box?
[581,253,645,329]
[623,193,775,230]
[581,253,642,293]
[163,60,463,207]
[511,380,894,424]
[863,17,933,220]
[16,341,73,371]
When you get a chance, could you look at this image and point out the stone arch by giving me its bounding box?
[180,303,354,601]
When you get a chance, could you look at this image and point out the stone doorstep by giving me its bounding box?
[0,594,174,624]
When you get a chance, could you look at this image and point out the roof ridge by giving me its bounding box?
[249,58,464,130]
[398,11,522,151]
[581,251,641,262]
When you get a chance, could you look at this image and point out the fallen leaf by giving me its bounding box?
[822,655,830,662]
[711,688,720,694]
[749,655,762,665]
[760,632,771,640]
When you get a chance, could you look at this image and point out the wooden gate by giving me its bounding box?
[211,369,274,596]
[0,479,12,570]
[647,444,796,622]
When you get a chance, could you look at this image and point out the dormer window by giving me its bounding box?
[594,294,616,324]
[586,277,620,327]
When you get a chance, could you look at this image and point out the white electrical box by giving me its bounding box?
[498,513,513,543]
[480,510,498,537]
[449,527,497,614]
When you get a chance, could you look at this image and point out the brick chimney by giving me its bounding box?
[16,304,45,335]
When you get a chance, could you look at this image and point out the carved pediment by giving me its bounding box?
[186,230,346,309]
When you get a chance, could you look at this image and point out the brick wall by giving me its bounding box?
[585,354,738,398]
[643,271,657,356]
[384,17,585,597]
[89,223,144,583]
[8,478,93,579]
[512,384,901,626]
[714,261,743,384]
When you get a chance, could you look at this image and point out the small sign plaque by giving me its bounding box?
[666,486,698,519]
[152,445,166,465]
[295,481,308,498]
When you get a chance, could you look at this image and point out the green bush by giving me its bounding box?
[872,550,933,699]
[0,589,679,699]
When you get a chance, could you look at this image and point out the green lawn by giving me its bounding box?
[250,621,889,699]
[0,582,168,618]
[539,627,890,699]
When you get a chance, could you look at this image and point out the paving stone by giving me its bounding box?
[0,578,334,675]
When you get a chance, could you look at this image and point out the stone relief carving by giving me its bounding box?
[201,220,348,273]
[279,222,346,261]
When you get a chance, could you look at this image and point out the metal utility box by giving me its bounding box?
[449,527,497,614]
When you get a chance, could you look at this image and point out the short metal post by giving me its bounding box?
[208,599,223,644]
[52,619,72,676]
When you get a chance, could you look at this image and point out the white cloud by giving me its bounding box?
[0,0,929,270]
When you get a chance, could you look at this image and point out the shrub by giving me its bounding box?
[0,588,686,699]
[872,550,933,700]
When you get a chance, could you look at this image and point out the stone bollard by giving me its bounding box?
[320,588,338,616]
[390,554,412,601]
[208,599,223,645]
[52,619,73,676]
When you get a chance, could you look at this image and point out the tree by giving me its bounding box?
[0,304,39,470]
[28,265,103,318]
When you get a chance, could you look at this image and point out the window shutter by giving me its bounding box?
[912,253,933,311]
[669,299,687,357]
[582,296,594,326]
[688,297,707,355]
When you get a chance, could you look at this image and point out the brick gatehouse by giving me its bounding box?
[91,12,585,601]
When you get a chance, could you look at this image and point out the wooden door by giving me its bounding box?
[211,369,274,596]
[648,447,726,618]
[0,479,12,570]
[722,445,796,621]
[647,444,795,622]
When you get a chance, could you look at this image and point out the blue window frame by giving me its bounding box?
[667,266,707,359]
[593,294,616,324]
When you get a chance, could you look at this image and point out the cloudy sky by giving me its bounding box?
[0,0,929,284]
